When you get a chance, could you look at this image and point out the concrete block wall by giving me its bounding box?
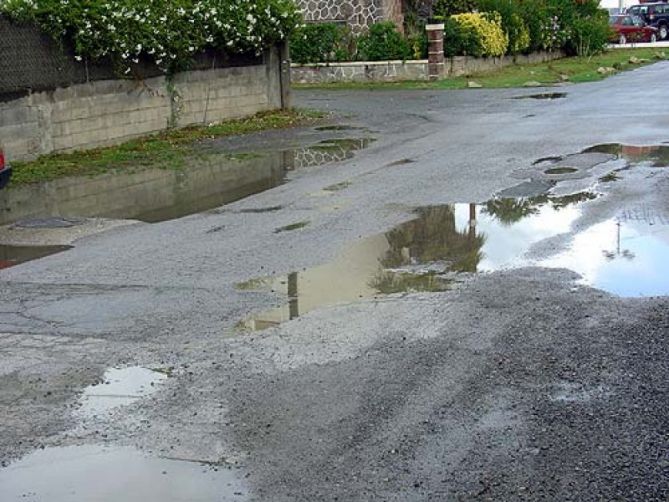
[0,47,283,162]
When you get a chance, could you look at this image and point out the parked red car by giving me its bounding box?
[0,149,11,189]
[609,14,658,43]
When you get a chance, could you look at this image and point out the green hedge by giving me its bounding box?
[290,23,353,64]
[0,0,301,74]
[291,21,423,64]
[291,0,610,64]
[435,0,611,57]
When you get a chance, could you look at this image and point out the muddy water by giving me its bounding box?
[238,191,669,331]
[0,244,72,269]
[0,138,374,226]
[0,444,246,502]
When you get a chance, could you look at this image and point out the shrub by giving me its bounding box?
[518,1,550,53]
[408,30,429,59]
[446,12,508,57]
[475,0,529,54]
[290,23,354,64]
[567,9,611,56]
[0,0,301,74]
[433,0,478,17]
[357,21,412,61]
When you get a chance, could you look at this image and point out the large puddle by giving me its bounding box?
[0,135,374,226]
[0,444,245,501]
[238,191,669,330]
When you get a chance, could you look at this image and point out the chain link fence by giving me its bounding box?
[0,15,261,102]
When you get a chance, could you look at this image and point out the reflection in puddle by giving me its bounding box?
[238,205,477,331]
[0,244,72,270]
[542,216,669,297]
[237,191,669,330]
[76,367,168,418]
[583,143,669,167]
[0,138,374,226]
[293,138,374,169]
[0,445,245,502]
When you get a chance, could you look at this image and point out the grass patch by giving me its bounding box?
[296,49,666,91]
[10,108,326,185]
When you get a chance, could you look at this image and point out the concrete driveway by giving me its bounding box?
[1,62,669,500]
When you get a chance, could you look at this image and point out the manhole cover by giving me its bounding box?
[12,217,85,229]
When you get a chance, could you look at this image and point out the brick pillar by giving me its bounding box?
[426,23,445,81]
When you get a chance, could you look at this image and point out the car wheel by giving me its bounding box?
[651,33,658,43]
[660,25,668,40]
[619,34,627,45]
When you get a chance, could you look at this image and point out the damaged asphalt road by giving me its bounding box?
[2,62,669,500]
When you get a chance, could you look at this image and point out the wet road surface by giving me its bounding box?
[2,62,669,500]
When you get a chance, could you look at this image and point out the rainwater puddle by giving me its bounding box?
[0,137,374,226]
[542,217,669,297]
[293,137,374,169]
[513,92,567,100]
[0,444,245,502]
[237,191,669,330]
[0,244,72,270]
[582,143,669,168]
[76,367,168,418]
[315,125,366,131]
[545,167,578,175]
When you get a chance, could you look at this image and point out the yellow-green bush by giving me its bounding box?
[450,13,508,57]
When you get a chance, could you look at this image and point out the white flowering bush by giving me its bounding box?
[0,0,301,74]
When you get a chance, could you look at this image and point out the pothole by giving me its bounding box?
[274,221,310,234]
[323,181,352,192]
[545,167,578,175]
[315,125,366,131]
[0,444,246,502]
[76,366,169,418]
[582,143,669,168]
[0,244,72,270]
[513,92,567,100]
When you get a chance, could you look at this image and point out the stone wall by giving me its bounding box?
[295,0,403,31]
[292,51,565,84]
[0,47,286,162]
[292,60,428,84]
